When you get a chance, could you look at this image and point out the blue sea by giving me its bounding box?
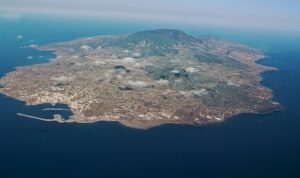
[1,15,300,178]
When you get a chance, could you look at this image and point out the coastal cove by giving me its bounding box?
[0,15,300,178]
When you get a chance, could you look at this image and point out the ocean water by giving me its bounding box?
[0,15,300,178]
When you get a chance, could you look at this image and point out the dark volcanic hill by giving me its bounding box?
[118,29,201,57]
[121,29,200,46]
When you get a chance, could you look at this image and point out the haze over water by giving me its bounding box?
[0,15,300,177]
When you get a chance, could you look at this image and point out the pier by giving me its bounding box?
[17,113,73,123]
[42,108,70,111]
[17,113,56,122]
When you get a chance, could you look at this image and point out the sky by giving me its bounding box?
[0,0,300,31]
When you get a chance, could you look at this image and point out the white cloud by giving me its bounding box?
[80,45,91,51]
[16,35,23,39]
[185,67,198,73]
[29,44,38,48]
[122,57,135,63]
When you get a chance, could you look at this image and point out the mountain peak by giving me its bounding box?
[121,29,199,47]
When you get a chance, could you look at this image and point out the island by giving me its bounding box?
[0,29,281,129]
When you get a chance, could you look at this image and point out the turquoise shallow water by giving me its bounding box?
[0,15,300,178]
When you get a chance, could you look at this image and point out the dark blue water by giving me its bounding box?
[1,15,300,178]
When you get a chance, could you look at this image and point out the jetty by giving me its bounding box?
[42,108,70,111]
[17,113,56,122]
[17,113,73,123]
